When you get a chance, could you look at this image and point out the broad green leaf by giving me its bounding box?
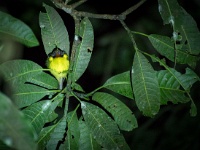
[81,101,130,150]
[0,11,39,47]
[0,60,43,84]
[177,68,199,90]
[157,70,189,104]
[93,92,138,131]
[165,68,199,92]
[72,18,94,82]
[36,95,64,148]
[158,0,200,55]
[22,100,52,134]
[39,4,70,55]
[65,108,80,149]
[27,72,58,89]
[37,125,57,150]
[102,71,133,99]
[0,92,37,150]
[13,84,53,108]
[148,34,199,68]
[46,118,67,150]
[47,93,64,122]
[36,94,65,150]
[78,120,101,150]
[61,130,78,150]
[147,53,198,116]
[72,82,85,92]
[132,51,160,117]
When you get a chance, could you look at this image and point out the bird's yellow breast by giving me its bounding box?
[48,54,69,73]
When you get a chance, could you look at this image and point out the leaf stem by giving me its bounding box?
[119,20,138,51]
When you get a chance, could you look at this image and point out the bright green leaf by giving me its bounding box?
[72,18,94,82]
[22,100,52,134]
[78,119,101,150]
[158,0,200,55]
[103,71,133,99]
[148,34,199,68]
[13,84,53,108]
[47,93,64,122]
[0,92,37,150]
[65,108,80,149]
[0,11,39,47]
[148,53,198,116]
[132,51,160,117]
[62,130,78,150]
[93,92,138,131]
[81,101,130,150]
[178,68,199,90]
[0,60,43,85]
[46,118,67,150]
[36,95,64,150]
[157,70,189,104]
[39,4,70,55]
[27,72,58,89]
[37,125,57,150]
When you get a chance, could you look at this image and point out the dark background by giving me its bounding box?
[1,0,200,149]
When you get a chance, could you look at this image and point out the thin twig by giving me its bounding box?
[71,0,87,9]
[121,0,146,16]
[119,20,138,51]
[73,10,125,20]
[66,15,81,92]
[51,0,146,20]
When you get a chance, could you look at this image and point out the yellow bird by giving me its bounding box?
[46,47,70,89]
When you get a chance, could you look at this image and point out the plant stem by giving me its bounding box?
[51,0,146,21]
[119,20,138,51]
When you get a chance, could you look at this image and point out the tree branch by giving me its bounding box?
[51,0,146,20]
[121,0,146,16]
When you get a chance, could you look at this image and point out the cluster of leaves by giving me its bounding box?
[0,0,199,149]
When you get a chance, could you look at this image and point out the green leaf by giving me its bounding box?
[22,100,52,134]
[13,84,53,108]
[132,51,160,117]
[62,130,78,150]
[148,34,199,68]
[93,92,138,131]
[37,125,57,150]
[65,108,80,149]
[0,141,13,150]
[81,101,130,150]
[47,93,64,122]
[157,70,189,104]
[0,11,39,47]
[0,60,43,84]
[190,101,197,117]
[46,118,67,150]
[36,95,64,149]
[78,119,101,150]
[27,72,58,89]
[72,18,94,82]
[102,71,133,99]
[0,92,37,150]
[39,4,70,55]
[158,0,200,55]
[177,68,199,90]
[147,53,199,116]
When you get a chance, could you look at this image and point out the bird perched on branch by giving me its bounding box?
[46,47,69,89]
